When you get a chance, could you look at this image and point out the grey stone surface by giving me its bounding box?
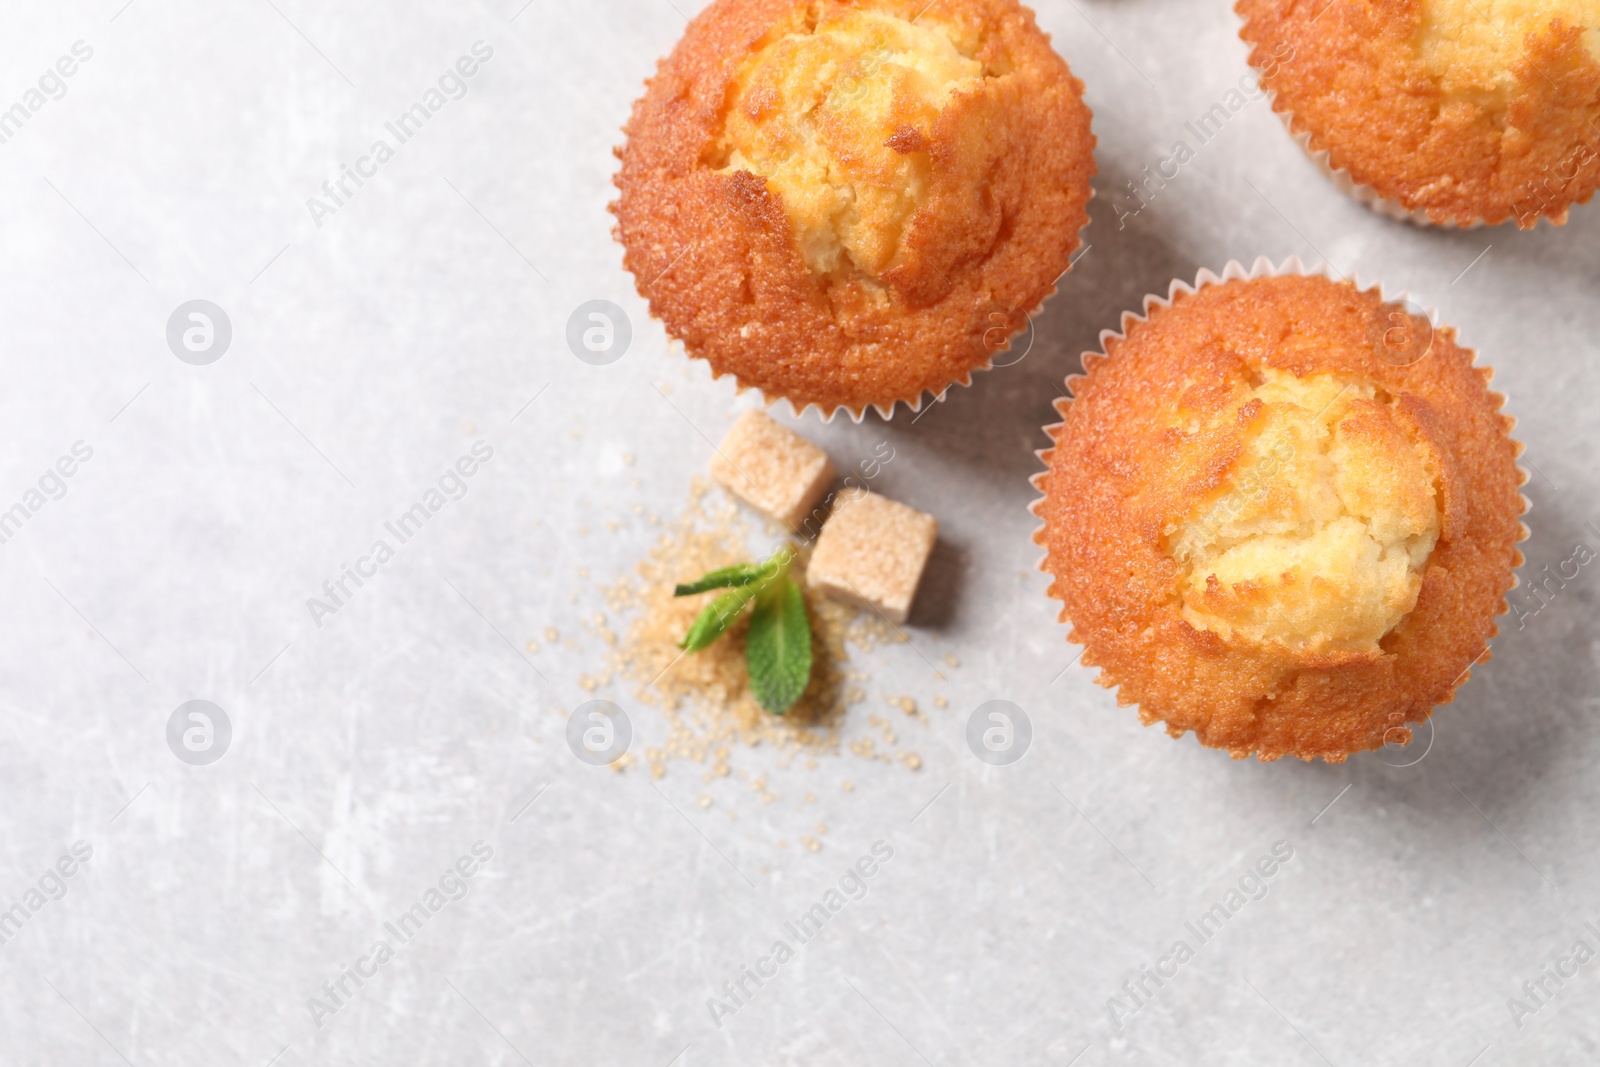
[0,1,1596,1065]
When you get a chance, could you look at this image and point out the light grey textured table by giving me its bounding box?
[1,1,1597,1065]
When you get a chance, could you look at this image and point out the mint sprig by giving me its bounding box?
[677,585,760,652]
[674,545,812,715]
[745,572,811,715]
[672,561,769,597]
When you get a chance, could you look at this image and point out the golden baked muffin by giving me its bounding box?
[613,0,1095,417]
[1238,0,1600,227]
[1032,269,1526,762]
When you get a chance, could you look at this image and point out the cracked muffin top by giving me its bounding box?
[1033,272,1526,763]
[613,0,1094,417]
[1238,0,1600,227]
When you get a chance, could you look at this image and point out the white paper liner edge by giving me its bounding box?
[1026,255,1531,754]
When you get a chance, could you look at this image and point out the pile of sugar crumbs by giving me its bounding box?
[599,476,941,780]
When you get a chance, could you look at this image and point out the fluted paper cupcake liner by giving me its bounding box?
[1027,255,1530,758]
[1240,25,1565,229]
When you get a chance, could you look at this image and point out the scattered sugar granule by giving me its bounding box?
[606,479,853,775]
[602,476,951,782]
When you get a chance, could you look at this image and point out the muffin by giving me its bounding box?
[1238,0,1600,227]
[1031,263,1527,762]
[612,0,1095,418]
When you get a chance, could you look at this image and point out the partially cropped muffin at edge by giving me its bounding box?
[1032,271,1527,762]
[1238,0,1600,227]
[612,0,1095,417]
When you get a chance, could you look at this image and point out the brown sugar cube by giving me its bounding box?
[708,410,834,527]
[807,488,936,624]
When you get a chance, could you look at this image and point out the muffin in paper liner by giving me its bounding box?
[1029,256,1530,763]
[612,0,1096,423]
[1236,0,1600,229]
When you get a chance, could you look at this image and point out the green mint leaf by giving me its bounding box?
[673,562,767,597]
[678,585,758,651]
[672,545,795,597]
[744,576,811,715]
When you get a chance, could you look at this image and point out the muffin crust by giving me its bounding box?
[715,9,986,278]
[1238,0,1600,227]
[1170,371,1441,654]
[613,0,1095,417]
[1033,271,1526,762]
